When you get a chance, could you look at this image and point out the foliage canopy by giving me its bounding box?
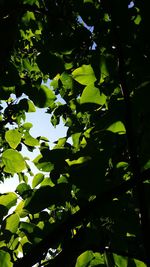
[0,0,150,266]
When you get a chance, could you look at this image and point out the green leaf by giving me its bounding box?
[22,11,35,25]
[72,65,96,85]
[133,258,147,267]
[5,213,20,233]
[90,252,105,266]
[2,149,26,173]
[80,84,106,105]
[40,136,49,142]
[72,132,81,149]
[18,99,36,112]
[34,85,56,108]
[5,129,22,149]
[143,160,150,170]
[107,121,126,134]
[8,236,20,251]
[50,78,59,90]
[32,173,44,188]
[20,221,40,234]
[0,193,17,210]
[60,72,73,90]
[35,148,69,174]
[22,122,33,130]
[75,251,94,267]
[0,250,13,267]
[66,156,91,166]
[16,183,31,198]
[33,154,54,172]
[15,201,29,218]
[40,178,54,187]
[100,55,109,84]
[116,162,129,169]
[23,0,37,5]
[54,137,66,148]
[134,15,142,25]
[21,60,31,72]
[20,221,43,243]
[23,133,39,147]
[113,254,127,267]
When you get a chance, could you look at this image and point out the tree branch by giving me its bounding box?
[43,225,147,267]
[10,2,150,266]
[106,0,150,265]
[14,169,150,267]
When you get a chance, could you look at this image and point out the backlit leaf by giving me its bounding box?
[90,252,105,265]
[5,213,20,233]
[23,133,39,147]
[20,221,43,243]
[0,251,13,267]
[5,129,22,149]
[16,183,31,197]
[133,258,147,267]
[32,173,44,188]
[72,65,96,85]
[75,251,94,267]
[2,149,26,173]
[100,56,109,83]
[0,193,17,209]
[72,132,81,148]
[60,72,73,90]
[107,121,126,134]
[33,154,54,172]
[22,122,33,130]
[80,84,106,105]
[113,254,127,267]
[66,156,91,166]
[15,201,29,218]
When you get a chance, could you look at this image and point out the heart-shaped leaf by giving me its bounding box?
[2,149,26,173]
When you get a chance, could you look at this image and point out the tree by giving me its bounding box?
[0,0,150,266]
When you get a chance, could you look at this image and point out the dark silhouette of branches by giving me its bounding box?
[14,169,150,267]
[106,0,150,265]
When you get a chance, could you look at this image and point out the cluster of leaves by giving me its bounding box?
[0,0,150,266]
